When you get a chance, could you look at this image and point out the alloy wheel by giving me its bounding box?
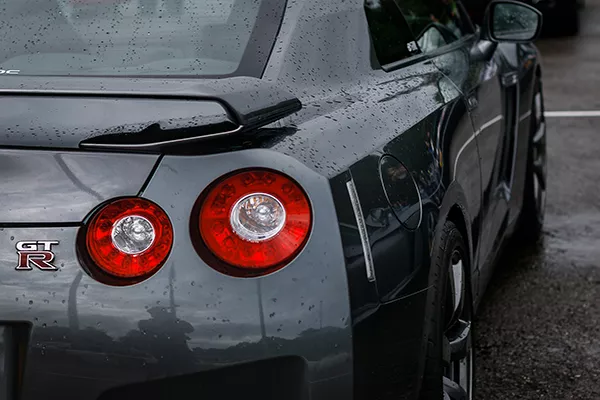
[443,250,473,400]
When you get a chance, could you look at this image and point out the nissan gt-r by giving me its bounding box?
[0,0,546,399]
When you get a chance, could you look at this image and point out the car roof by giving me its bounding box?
[263,0,376,91]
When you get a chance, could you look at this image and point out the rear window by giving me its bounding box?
[364,0,420,66]
[0,0,285,77]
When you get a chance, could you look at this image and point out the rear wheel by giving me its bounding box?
[421,221,473,400]
[517,78,547,243]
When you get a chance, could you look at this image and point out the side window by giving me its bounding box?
[395,0,472,53]
[364,0,421,66]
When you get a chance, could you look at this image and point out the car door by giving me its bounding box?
[396,0,510,292]
[434,2,516,289]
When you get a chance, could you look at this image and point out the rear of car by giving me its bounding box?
[0,1,354,399]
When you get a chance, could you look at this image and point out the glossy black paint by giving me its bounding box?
[0,0,542,399]
[0,150,158,223]
[0,77,301,150]
[3,151,353,400]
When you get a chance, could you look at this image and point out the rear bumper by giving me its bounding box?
[0,150,353,400]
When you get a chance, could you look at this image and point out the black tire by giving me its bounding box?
[420,221,473,400]
[516,77,547,244]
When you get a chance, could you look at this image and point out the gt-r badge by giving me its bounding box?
[15,241,60,271]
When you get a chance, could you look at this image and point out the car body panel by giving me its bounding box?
[0,76,301,150]
[2,149,353,400]
[0,149,158,223]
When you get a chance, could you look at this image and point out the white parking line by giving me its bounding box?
[545,111,600,118]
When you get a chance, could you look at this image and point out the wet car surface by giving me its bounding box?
[475,1,600,398]
[0,0,590,398]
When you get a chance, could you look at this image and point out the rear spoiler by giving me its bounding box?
[0,76,301,151]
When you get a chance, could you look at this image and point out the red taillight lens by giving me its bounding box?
[198,169,312,273]
[86,198,173,279]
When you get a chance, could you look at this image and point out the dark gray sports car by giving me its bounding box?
[0,0,546,399]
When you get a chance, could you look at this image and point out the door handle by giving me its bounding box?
[501,72,519,87]
[467,95,478,111]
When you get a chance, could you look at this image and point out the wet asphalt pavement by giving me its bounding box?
[474,1,600,399]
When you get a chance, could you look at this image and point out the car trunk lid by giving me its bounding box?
[0,76,301,224]
[0,76,301,151]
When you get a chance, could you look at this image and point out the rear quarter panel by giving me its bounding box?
[261,1,481,394]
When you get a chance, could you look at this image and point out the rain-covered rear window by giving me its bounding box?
[0,0,284,77]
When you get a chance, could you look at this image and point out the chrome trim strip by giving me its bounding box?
[519,110,532,123]
[478,114,504,133]
[346,178,376,283]
[80,126,244,150]
[453,115,503,181]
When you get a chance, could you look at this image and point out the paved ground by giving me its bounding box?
[474,1,600,399]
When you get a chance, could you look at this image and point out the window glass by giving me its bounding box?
[364,0,421,66]
[396,0,471,53]
[0,0,284,77]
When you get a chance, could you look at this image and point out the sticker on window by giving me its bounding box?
[406,41,419,54]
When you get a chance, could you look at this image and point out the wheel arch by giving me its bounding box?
[434,181,478,307]
[418,183,478,400]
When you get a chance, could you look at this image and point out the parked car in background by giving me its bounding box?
[463,0,584,36]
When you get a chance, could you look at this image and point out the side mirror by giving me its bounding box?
[483,0,543,42]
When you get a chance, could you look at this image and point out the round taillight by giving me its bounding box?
[198,169,312,273]
[86,198,173,279]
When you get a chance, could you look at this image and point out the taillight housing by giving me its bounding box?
[82,198,173,284]
[195,169,312,277]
